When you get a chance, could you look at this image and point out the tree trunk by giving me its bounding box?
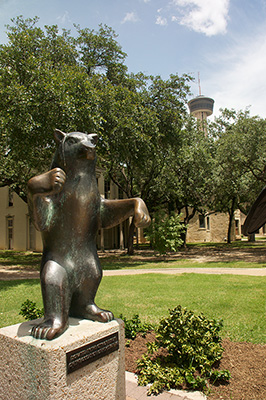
[127,217,135,255]
[227,198,236,244]
[248,233,256,242]
[180,225,187,249]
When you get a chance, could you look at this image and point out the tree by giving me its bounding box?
[75,23,127,83]
[0,16,195,254]
[0,17,129,200]
[210,109,266,243]
[97,73,193,253]
[145,116,216,246]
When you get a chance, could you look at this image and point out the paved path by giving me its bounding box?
[1,266,266,280]
[104,267,266,276]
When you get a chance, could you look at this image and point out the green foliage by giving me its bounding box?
[0,15,193,211]
[137,306,230,395]
[209,108,266,242]
[19,299,44,320]
[148,212,186,254]
[119,314,153,339]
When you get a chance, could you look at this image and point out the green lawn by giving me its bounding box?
[1,273,266,344]
[0,279,42,327]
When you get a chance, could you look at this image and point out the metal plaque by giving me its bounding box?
[66,332,119,374]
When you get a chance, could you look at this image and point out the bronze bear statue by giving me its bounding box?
[27,129,150,340]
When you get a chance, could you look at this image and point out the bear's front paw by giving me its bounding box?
[49,168,66,194]
[134,198,151,228]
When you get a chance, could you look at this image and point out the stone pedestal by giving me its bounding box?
[0,318,125,400]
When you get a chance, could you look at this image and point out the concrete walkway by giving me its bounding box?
[2,266,266,281]
[104,267,266,277]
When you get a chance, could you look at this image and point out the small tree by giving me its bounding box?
[148,212,186,254]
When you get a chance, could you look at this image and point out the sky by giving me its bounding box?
[1,0,266,119]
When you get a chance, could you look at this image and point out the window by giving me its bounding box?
[235,219,240,236]
[199,215,205,229]
[8,188,14,207]
[104,180,111,199]
[206,216,210,231]
[6,216,14,249]
[27,216,36,250]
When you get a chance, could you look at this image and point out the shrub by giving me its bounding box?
[148,212,186,254]
[119,314,153,340]
[137,305,230,395]
[19,299,44,320]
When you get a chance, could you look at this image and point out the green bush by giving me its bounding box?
[19,299,44,320]
[137,305,230,395]
[119,314,153,340]
[148,212,186,254]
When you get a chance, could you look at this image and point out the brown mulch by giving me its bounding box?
[125,332,266,400]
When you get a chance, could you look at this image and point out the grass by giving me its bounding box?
[1,274,266,344]
[0,279,42,327]
[97,274,266,344]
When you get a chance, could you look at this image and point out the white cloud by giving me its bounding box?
[56,11,71,25]
[121,12,139,24]
[171,0,230,36]
[156,16,168,26]
[204,30,266,118]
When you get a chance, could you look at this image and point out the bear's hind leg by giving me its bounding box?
[70,257,114,323]
[70,282,114,323]
[31,261,71,340]
[83,303,114,323]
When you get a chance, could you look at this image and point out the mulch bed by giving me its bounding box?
[125,332,266,400]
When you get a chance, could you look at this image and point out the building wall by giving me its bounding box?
[186,211,236,243]
[0,186,42,251]
[0,169,126,252]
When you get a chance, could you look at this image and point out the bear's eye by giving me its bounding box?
[67,138,77,145]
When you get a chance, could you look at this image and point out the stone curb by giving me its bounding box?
[126,371,207,400]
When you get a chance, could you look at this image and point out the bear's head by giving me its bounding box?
[52,129,98,170]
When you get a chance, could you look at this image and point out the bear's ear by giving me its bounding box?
[90,134,98,146]
[54,129,66,144]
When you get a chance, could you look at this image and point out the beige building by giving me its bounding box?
[186,211,237,243]
[0,185,42,251]
[0,168,128,252]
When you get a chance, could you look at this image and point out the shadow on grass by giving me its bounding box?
[187,241,266,249]
[0,251,41,268]
[0,279,40,291]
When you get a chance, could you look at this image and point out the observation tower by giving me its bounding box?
[188,95,214,121]
[188,73,214,122]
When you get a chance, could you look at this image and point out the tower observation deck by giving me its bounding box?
[188,95,214,121]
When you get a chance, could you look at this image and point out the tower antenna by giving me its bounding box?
[198,72,202,96]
